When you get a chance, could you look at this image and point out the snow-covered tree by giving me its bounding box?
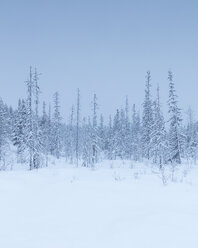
[98,114,105,158]
[0,98,9,169]
[131,104,141,161]
[106,115,114,160]
[184,107,198,163]
[51,92,62,159]
[82,117,92,167]
[112,109,122,159]
[75,88,80,166]
[13,99,28,163]
[90,94,100,167]
[150,86,167,167]
[26,67,34,170]
[33,68,42,168]
[66,105,75,164]
[40,101,50,166]
[142,71,153,160]
[168,71,182,164]
[124,97,131,159]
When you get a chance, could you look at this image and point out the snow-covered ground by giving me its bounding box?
[0,160,198,248]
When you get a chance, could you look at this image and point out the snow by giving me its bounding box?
[0,160,198,248]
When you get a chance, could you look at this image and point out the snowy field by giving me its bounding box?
[0,160,198,248]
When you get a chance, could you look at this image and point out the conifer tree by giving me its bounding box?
[98,114,105,159]
[131,104,141,161]
[151,86,167,167]
[26,67,34,170]
[91,94,100,166]
[184,107,197,163]
[40,101,49,166]
[52,92,62,159]
[76,88,80,166]
[0,98,8,169]
[106,115,114,160]
[67,105,75,164]
[168,71,182,164]
[142,71,153,160]
[33,68,41,168]
[13,99,27,163]
[124,97,131,159]
[82,117,92,167]
[112,109,123,159]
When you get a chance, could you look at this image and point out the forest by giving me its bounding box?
[0,68,196,171]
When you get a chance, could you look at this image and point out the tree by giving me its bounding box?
[142,71,153,160]
[106,115,114,160]
[66,105,75,164]
[0,98,9,169]
[168,71,182,164]
[98,114,105,157]
[112,109,123,159]
[76,88,80,166]
[52,92,62,159]
[184,107,198,163]
[40,101,50,166]
[90,94,100,167]
[13,99,28,163]
[150,85,167,167]
[82,117,92,167]
[33,68,42,168]
[26,66,34,170]
[131,104,141,161]
[124,96,131,159]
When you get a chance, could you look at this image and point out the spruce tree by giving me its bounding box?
[40,101,49,166]
[184,107,197,163]
[13,99,28,163]
[131,104,141,161]
[0,98,8,169]
[52,92,62,159]
[33,68,41,168]
[168,71,182,164]
[26,67,34,170]
[76,88,80,166]
[91,94,100,166]
[142,71,153,160]
[150,86,167,167]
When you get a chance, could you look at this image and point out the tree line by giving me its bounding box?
[0,68,197,170]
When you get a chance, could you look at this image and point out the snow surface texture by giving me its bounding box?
[0,160,198,248]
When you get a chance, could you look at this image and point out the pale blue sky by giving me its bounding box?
[0,0,198,120]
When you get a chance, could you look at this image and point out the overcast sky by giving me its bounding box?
[0,0,198,121]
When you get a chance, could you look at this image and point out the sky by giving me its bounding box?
[0,0,198,122]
